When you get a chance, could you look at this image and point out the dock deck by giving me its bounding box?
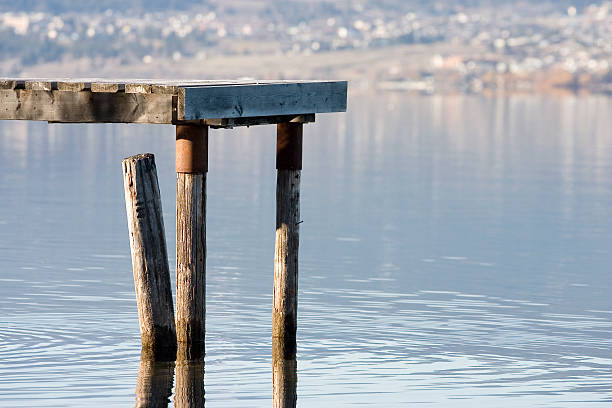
[1,76,347,389]
[0,78,347,126]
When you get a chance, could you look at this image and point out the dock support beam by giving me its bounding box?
[273,122,301,407]
[123,153,177,361]
[176,124,208,360]
[273,122,302,342]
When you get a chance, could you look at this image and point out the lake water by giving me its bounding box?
[0,93,611,407]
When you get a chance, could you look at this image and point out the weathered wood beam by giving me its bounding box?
[176,125,208,360]
[0,90,174,124]
[57,81,90,92]
[0,80,345,124]
[203,114,315,129]
[123,153,177,361]
[180,81,347,120]
[0,79,17,89]
[126,83,152,94]
[91,82,125,93]
[25,81,53,91]
[273,123,302,345]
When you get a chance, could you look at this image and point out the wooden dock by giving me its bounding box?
[0,78,346,125]
[1,77,347,404]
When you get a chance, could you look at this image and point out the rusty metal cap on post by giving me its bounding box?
[276,122,303,170]
[176,125,208,173]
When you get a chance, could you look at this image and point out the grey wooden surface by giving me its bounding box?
[273,123,302,343]
[122,154,177,360]
[273,169,301,341]
[175,125,208,360]
[0,78,346,125]
[176,173,207,360]
[181,81,347,120]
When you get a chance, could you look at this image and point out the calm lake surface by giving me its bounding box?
[0,93,611,407]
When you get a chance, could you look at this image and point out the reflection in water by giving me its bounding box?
[175,358,205,407]
[135,353,205,408]
[135,353,174,408]
[273,338,297,408]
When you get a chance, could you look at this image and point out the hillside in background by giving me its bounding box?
[0,0,609,95]
[0,0,596,14]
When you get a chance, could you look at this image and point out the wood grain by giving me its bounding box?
[273,169,301,340]
[0,90,173,123]
[273,122,302,342]
[57,81,89,91]
[91,82,124,93]
[176,172,207,360]
[182,81,347,120]
[25,80,52,91]
[123,154,177,360]
[125,83,152,94]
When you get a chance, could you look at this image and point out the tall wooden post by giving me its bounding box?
[176,125,208,360]
[123,153,177,361]
[273,123,302,343]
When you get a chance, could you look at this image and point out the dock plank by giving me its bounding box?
[58,81,90,91]
[0,90,173,124]
[25,80,54,91]
[181,81,347,120]
[91,82,125,93]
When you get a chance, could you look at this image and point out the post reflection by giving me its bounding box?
[272,338,297,408]
[175,358,205,407]
[135,351,205,408]
[135,352,175,408]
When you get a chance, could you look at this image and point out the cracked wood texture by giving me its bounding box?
[176,125,208,360]
[122,154,177,361]
[273,123,303,344]
[273,170,301,339]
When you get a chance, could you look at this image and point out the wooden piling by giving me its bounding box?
[272,337,297,408]
[123,154,177,361]
[135,352,175,408]
[273,123,303,342]
[175,125,208,360]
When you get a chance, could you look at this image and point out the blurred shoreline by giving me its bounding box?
[16,43,611,96]
[3,2,610,96]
